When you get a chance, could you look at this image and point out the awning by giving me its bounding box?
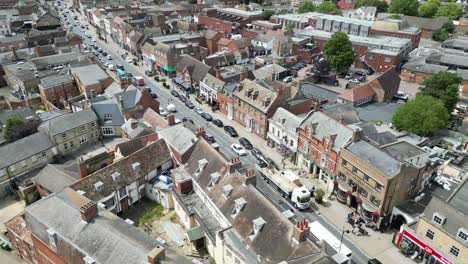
[361,202,374,212]
[155,61,162,67]
[338,183,347,192]
[187,226,204,241]
[162,65,175,72]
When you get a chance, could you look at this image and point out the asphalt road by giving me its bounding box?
[62,9,370,264]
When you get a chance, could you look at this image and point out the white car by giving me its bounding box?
[194,107,204,115]
[231,144,247,156]
[92,38,96,42]
[166,103,176,112]
[349,79,360,85]
[283,76,293,83]
[107,55,112,60]
[125,57,133,63]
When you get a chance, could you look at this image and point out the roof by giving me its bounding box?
[39,74,74,89]
[70,139,172,201]
[217,38,231,46]
[338,84,375,102]
[402,15,449,31]
[381,141,426,162]
[71,64,111,86]
[39,109,97,136]
[24,188,163,264]
[113,85,142,110]
[300,111,354,152]
[114,137,152,157]
[0,132,55,169]
[270,107,303,133]
[234,79,279,114]
[91,99,125,127]
[157,124,198,155]
[448,178,468,216]
[30,52,81,69]
[403,59,449,74]
[0,107,40,127]
[253,33,275,44]
[252,64,287,81]
[321,103,361,125]
[33,164,79,193]
[175,55,211,83]
[369,67,400,95]
[349,122,397,146]
[346,140,401,178]
[301,82,339,101]
[202,29,222,40]
[121,119,154,139]
[426,52,468,68]
[201,73,225,92]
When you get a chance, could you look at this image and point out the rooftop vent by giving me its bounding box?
[210,172,221,184]
[83,256,96,264]
[223,184,233,198]
[250,217,266,240]
[94,181,104,192]
[198,159,208,171]
[112,172,121,182]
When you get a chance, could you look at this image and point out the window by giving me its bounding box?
[21,160,27,168]
[358,187,368,198]
[81,125,86,132]
[426,229,434,240]
[342,159,347,166]
[449,246,459,257]
[101,127,114,136]
[457,229,468,241]
[64,142,68,150]
[70,140,75,148]
[338,172,346,181]
[104,113,112,121]
[352,166,358,174]
[41,151,47,158]
[370,196,380,206]
[9,164,16,172]
[384,57,391,63]
[368,54,374,60]
[61,133,67,139]
[375,183,382,191]
[80,136,87,144]
[363,174,369,182]
[31,156,38,163]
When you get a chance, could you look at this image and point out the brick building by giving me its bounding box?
[38,74,80,110]
[198,8,262,34]
[202,29,224,54]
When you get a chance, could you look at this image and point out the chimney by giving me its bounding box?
[227,157,242,173]
[195,127,206,138]
[147,245,165,264]
[215,67,221,79]
[240,65,248,81]
[339,115,344,124]
[167,114,176,126]
[78,156,88,178]
[80,201,98,222]
[294,219,310,243]
[90,89,96,99]
[243,169,256,186]
[313,101,320,112]
[131,120,138,129]
[118,96,124,109]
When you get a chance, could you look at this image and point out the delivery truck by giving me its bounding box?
[133,76,145,86]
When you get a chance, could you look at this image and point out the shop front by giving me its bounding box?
[162,65,176,77]
[173,76,191,94]
[336,183,348,203]
[360,202,375,221]
[396,229,453,264]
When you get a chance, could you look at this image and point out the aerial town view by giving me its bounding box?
[0,0,467,263]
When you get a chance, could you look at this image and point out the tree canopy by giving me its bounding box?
[298,0,316,13]
[3,117,40,143]
[420,72,461,113]
[356,0,388,13]
[324,32,355,73]
[388,0,420,16]
[392,96,449,136]
[284,23,296,31]
[317,0,342,15]
[418,0,439,18]
[432,28,449,42]
[262,10,275,20]
[436,2,463,20]
[442,21,455,33]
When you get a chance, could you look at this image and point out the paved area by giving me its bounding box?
[398,80,419,99]
[0,196,26,264]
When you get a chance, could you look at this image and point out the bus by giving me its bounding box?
[309,221,352,264]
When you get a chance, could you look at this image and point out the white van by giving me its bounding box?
[108,64,115,71]
[166,104,176,112]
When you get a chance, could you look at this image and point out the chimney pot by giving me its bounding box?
[80,201,98,222]
[167,114,176,126]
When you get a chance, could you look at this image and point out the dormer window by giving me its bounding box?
[94,181,104,192]
[432,213,446,226]
[457,228,468,242]
[210,172,220,185]
[223,184,233,198]
[112,172,121,182]
[231,197,246,218]
[249,217,266,240]
[104,113,112,122]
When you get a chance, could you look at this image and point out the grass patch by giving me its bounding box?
[139,204,165,225]
[169,212,177,222]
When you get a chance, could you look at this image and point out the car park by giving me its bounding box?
[185,100,195,109]
[231,144,247,156]
[212,119,223,127]
[170,90,179,97]
[239,137,253,150]
[201,113,213,121]
[224,126,238,137]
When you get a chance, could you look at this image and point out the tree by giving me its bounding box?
[436,2,463,20]
[298,0,316,14]
[392,96,449,136]
[324,32,355,73]
[420,72,461,113]
[442,21,455,33]
[418,1,439,18]
[3,117,40,143]
[262,10,274,20]
[284,22,295,31]
[317,0,342,15]
[356,0,388,13]
[432,28,449,42]
[188,0,197,3]
[388,0,419,16]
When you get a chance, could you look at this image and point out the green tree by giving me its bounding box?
[436,2,463,20]
[317,0,342,15]
[298,0,316,13]
[432,28,449,42]
[420,72,461,113]
[388,0,419,16]
[418,1,439,18]
[442,21,455,33]
[284,22,296,31]
[392,96,449,136]
[188,0,197,3]
[262,10,274,20]
[324,32,355,73]
[3,117,40,143]
[356,0,388,13]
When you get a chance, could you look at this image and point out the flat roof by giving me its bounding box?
[151,33,202,44]
[382,141,426,161]
[251,20,281,28]
[218,8,262,18]
[448,179,468,215]
[273,12,374,27]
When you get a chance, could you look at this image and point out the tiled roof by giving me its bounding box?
[38,109,97,136]
[217,38,231,46]
[175,55,211,83]
[234,79,279,114]
[338,84,375,102]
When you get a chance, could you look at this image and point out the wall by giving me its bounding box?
[39,81,80,110]
[52,121,100,155]
[400,68,433,84]
[198,16,234,33]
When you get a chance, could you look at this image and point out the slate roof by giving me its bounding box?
[403,59,449,74]
[0,107,40,127]
[30,52,81,69]
[381,141,427,162]
[71,64,111,86]
[91,99,125,127]
[39,74,74,89]
[346,140,401,178]
[0,132,55,169]
[157,124,198,155]
[426,52,468,68]
[422,196,467,240]
[402,15,449,31]
[112,85,142,110]
[252,64,287,81]
[39,109,97,136]
[321,103,361,125]
[349,122,397,146]
[121,119,154,139]
[253,33,275,44]
[300,111,354,152]
[369,67,400,97]
[33,164,79,193]
[70,139,172,201]
[448,178,468,216]
[175,55,211,83]
[234,79,279,114]
[24,188,163,264]
[338,84,375,103]
[301,82,339,101]
[201,73,225,92]
[270,107,303,134]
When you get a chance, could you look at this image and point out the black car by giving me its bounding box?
[171,90,179,97]
[201,112,213,121]
[149,91,157,98]
[368,259,382,264]
[185,100,195,109]
[182,117,194,124]
[102,52,108,56]
[145,70,154,77]
[239,137,253,150]
[179,95,187,103]
[204,134,216,144]
[212,119,223,127]
[116,64,124,70]
[224,126,238,137]
[264,158,279,170]
[251,148,265,161]
[355,70,366,76]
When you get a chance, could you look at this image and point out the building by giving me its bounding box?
[71,64,114,96]
[202,29,224,54]
[0,34,27,52]
[5,187,173,264]
[91,97,125,137]
[378,13,450,39]
[157,124,201,165]
[38,74,80,110]
[252,63,288,82]
[33,164,80,196]
[343,6,377,20]
[199,73,226,105]
[198,8,262,34]
[267,107,303,163]
[396,180,468,264]
[0,132,57,198]
[369,19,421,50]
[232,79,287,139]
[38,109,99,154]
[174,55,212,93]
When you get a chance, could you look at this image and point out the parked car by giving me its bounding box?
[149,90,157,98]
[264,158,279,170]
[212,119,223,127]
[201,113,213,121]
[170,90,179,97]
[166,103,176,112]
[204,134,216,144]
[179,95,187,103]
[283,76,293,82]
[368,259,382,264]
[356,75,366,82]
[145,70,154,77]
[344,73,353,79]
[393,91,409,101]
[107,55,112,60]
[159,107,168,117]
[185,100,195,109]
[239,137,253,150]
[251,148,265,161]
[102,51,108,56]
[116,64,124,70]
[349,79,360,85]
[224,126,238,137]
[338,72,347,78]
[125,57,133,63]
[231,144,247,156]
[355,70,366,76]
[194,107,204,115]
[182,117,194,124]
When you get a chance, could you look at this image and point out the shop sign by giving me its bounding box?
[400,229,452,264]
